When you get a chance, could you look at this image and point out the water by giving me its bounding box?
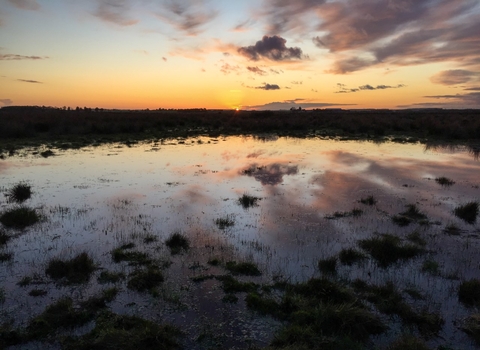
[1,136,479,349]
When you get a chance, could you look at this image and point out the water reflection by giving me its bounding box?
[240,163,299,186]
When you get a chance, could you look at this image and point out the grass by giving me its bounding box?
[225,261,261,276]
[421,259,440,276]
[435,176,455,187]
[386,335,430,350]
[359,195,377,205]
[0,251,13,262]
[0,230,11,246]
[462,314,480,345]
[326,208,363,219]
[237,193,260,209]
[0,206,40,229]
[458,279,480,307]
[392,204,427,227]
[165,232,190,255]
[444,223,461,235]
[45,252,96,284]
[207,257,221,266]
[318,257,337,275]
[28,289,47,297]
[127,267,164,292]
[61,312,182,350]
[217,275,259,293]
[214,215,235,229]
[6,183,32,203]
[406,231,427,246]
[111,246,152,265]
[358,234,425,268]
[454,201,479,224]
[97,270,126,284]
[338,248,366,266]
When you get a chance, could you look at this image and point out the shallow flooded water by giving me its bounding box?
[1,136,480,349]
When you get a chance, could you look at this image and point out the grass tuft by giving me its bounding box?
[111,246,152,265]
[318,257,337,275]
[0,206,40,229]
[214,215,235,229]
[237,193,260,209]
[358,234,425,268]
[45,252,96,284]
[0,230,12,246]
[165,232,190,255]
[386,335,430,350]
[444,223,461,235]
[458,279,480,307]
[6,183,32,203]
[339,248,366,266]
[359,195,377,206]
[435,176,455,187]
[127,267,164,292]
[454,201,479,224]
[392,204,427,227]
[97,270,126,284]
[0,251,13,262]
[462,314,480,345]
[421,259,440,276]
[225,261,261,276]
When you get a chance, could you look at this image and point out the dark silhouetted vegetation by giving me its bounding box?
[435,176,455,187]
[237,193,260,209]
[359,195,377,205]
[318,257,337,275]
[165,232,190,255]
[458,279,480,307]
[45,252,96,284]
[6,183,32,203]
[225,261,261,276]
[127,267,164,292]
[0,206,40,229]
[462,314,480,345]
[454,201,479,224]
[214,215,235,229]
[339,248,367,266]
[392,204,427,227]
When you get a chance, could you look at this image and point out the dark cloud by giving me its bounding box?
[238,35,305,61]
[465,87,480,91]
[240,163,299,186]
[93,0,138,26]
[336,83,405,93]
[0,99,13,106]
[0,54,48,60]
[247,66,267,75]
[157,0,218,36]
[270,68,283,74]
[423,92,480,107]
[430,70,477,86]
[17,79,42,84]
[255,83,280,90]
[245,99,355,110]
[7,0,40,11]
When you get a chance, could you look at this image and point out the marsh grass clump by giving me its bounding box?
[454,201,479,224]
[207,257,221,266]
[45,252,96,284]
[462,314,480,345]
[359,195,377,206]
[237,193,260,209]
[0,251,13,262]
[338,248,366,266]
[406,231,427,246]
[318,257,337,275]
[6,183,32,203]
[61,312,182,350]
[392,204,427,227]
[214,215,235,229]
[217,275,259,294]
[40,150,54,158]
[225,261,261,276]
[444,223,461,235]
[458,279,480,307]
[358,234,425,268]
[421,259,440,276]
[97,270,126,284]
[0,230,11,246]
[435,176,455,187]
[0,206,40,229]
[165,232,190,255]
[326,208,363,219]
[111,246,152,265]
[127,267,164,292]
[28,289,47,297]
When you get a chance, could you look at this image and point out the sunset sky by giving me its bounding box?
[1,0,480,110]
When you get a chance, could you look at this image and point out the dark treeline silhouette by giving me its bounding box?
[0,106,479,142]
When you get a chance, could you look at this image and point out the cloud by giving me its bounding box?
[336,83,405,93]
[156,0,218,36]
[93,0,138,26]
[220,63,240,75]
[255,83,280,90]
[238,35,305,62]
[240,163,299,186]
[17,79,42,84]
[0,54,48,60]
[423,92,480,107]
[0,99,13,106]
[245,99,355,110]
[7,0,40,11]
[162,57,167,62]
[465,87,480,91]
[247,66,267,76]
[232,19,255,33]
[430,70,477,85]
[291,81,302,85]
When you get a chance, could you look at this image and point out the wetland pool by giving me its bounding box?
[1,135,480,349]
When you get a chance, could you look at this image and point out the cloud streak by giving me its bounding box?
[0,99,13,106]
[17,79,42,84]
[255,83,280,90]
[7,0,40,11]
[92,0,138,26]
[336,83,405,93]
[245,99,355,110]
[0,53,48,60]
[430,70,478,86]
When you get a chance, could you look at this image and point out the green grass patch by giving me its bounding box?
[225,261,261,276]
[458,279,480,307]
[358,234,425,268]
[454,201,479,224]
[318,257,337,275]
[214,215,235,229]
[127,267,164,292]
[338,248,366,266]
[435,176,455,187]
[45,252,96,285]
[6,183,32,203]
[165,232,190,255]
[0,206,40,229]
[237,193,260,209]
[406,231,427,246]
[61,312,182,350]
[97,270,126,284]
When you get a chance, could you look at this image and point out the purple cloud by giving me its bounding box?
[238,35,305,62]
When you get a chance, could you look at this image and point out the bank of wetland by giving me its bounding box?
[1,133,480,349]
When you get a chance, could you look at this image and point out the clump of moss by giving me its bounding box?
[127,267,164,292]
[225,261,261,276]
[6,183,32,203]
[435,176,455,187]
[318,257,337,275]
[358,234,425,268]
[61,312,182,350]
[338,248,366,266]
[45,252,96,285]
[0,206,40,229]
[165,232,190,255]
[454,201,479,224]
[237,193,260,209]
[458,279,480,307]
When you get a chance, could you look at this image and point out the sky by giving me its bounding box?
[1,0,480,110]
